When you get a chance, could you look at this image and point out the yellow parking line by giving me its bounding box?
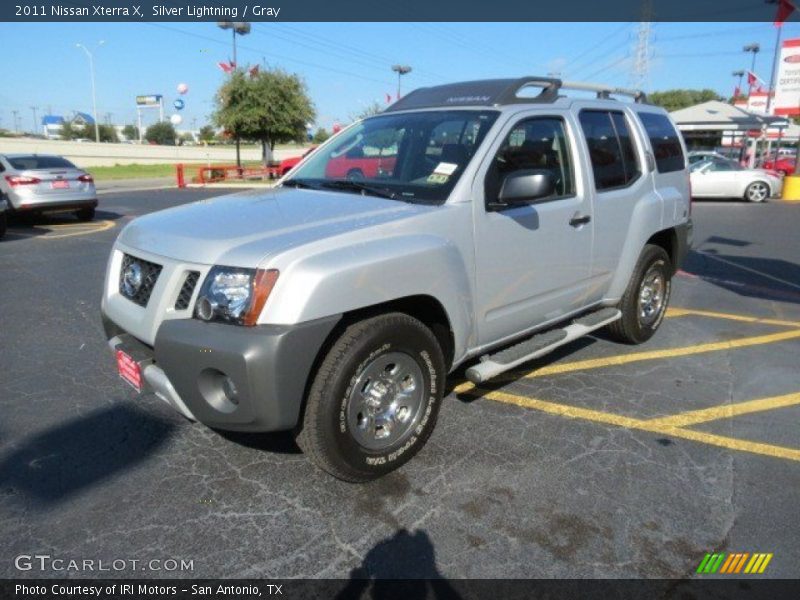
[673,308,800,329]
[515,329,800,379]
[645,392,800,428]
[462,387,800,462]
[38,220,115,239]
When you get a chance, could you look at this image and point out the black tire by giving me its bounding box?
[0,211,6,239]
[76,207,95,222]
[346,168,365,181]
[605,244,672,345]
[296,312,445,482]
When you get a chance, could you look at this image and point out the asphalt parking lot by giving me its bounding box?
[1,188,799,579]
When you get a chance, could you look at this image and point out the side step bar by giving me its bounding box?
[465,307,622,384]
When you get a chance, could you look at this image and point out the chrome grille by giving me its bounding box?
[175,271,200,310]
[119,254,162,307]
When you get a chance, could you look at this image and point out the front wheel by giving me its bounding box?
[606,244,672,345]
[745,181,770,203]
[296,312,445,482]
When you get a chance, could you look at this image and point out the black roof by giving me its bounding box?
[384,77,647,113]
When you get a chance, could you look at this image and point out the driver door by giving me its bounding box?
[472,113,594,346]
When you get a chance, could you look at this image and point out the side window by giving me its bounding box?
[485,117,575,205]
[578,110,641,191]
[638,112,685,173]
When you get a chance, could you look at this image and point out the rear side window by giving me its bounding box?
[578,110,640,191]
[7,155,76,170]
[638,112,685,173]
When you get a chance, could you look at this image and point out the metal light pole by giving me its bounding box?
[732,70,745,98]
[392,65,412,99]
[11,109,20,133]
[766,0,784,115]
[76,41,105,143]
[743,42,761,96]
[30,106,39,135]
[217,21,250,168]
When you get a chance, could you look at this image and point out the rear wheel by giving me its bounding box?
[745,181,769,203]
[346,169,365,181]
[296,312,445,482]
[76,207,95,222]
[606,244,672,345]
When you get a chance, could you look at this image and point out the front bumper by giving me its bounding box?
[104,312,340,432]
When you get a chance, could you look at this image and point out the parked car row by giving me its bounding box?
[687,152,783,202]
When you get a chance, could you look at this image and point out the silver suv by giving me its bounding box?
[101,77,692,482]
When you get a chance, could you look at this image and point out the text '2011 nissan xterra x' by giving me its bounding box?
[102,77,692,482]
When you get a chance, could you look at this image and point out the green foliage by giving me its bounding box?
[122,124,139,141]
[59,121,78,140]
[198,125,216,142]
[144,121,177,145]
[96,124,119,143]
[649,89,723,112]
[214,67,316,164]
[351,101,384,121]
[312,127,330,143]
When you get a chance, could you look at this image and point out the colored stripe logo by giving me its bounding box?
[696,552,773,574]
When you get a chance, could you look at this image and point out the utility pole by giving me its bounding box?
[766,4,783,115]
[76,40,105,143]
[11,109,20,133]
[104,112,112,125]
[30,106,39,135]
[631,0,652,90]
[217,21,250,168]
[392,65,412,99]
[732,70,745,98]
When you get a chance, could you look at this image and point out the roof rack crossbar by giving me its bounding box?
[560,80,647,103]
[494,77,562,104]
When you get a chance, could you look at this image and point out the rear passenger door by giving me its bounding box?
[577,109,649,298]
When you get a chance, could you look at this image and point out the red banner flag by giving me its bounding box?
[218,61,234,74]
[734,85,741,97]
[249,65,260,78]
[775,0,796,26]
[385,93,392,104]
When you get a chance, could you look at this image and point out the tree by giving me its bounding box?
[59,121,78,140]
[351,101,384,121]
[95,124,119,143]
[144,121,177,145]
[649,89,723,112]
[122,124,139,141]
[312,127,330,143]
[214,67,316,165]
[198,125,216,143]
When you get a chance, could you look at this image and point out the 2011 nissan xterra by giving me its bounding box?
[101,77,692,482]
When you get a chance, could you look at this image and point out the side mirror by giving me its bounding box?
[494,170,557,209]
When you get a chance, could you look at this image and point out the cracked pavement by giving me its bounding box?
[1,190,799,579]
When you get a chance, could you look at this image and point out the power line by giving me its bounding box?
[561,23,631,73]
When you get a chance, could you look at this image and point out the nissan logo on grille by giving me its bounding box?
[122,262,143,297]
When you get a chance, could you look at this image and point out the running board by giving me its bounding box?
[465,308,622,384]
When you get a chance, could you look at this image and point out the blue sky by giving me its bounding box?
[1,21,798,132]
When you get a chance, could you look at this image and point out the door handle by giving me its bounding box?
[569,213,591,227]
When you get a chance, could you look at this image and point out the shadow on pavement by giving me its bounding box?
[682,249,800,305]
[334,529,461,599]
[0,403,176,506]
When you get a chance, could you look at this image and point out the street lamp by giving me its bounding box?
[743,42,761,95]
[76,40,104,143]
[217,21,250,168]
[732,70,745,97]
[392,65,412,100]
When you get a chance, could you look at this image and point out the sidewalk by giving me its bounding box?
[95,177,175,195]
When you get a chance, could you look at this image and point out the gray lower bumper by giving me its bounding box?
[104,313,340,432]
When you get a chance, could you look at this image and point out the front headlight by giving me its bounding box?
[194,266,279,326]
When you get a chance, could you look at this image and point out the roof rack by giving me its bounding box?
[383,76,647,112]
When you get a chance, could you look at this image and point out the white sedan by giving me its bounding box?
[690,158,782,202]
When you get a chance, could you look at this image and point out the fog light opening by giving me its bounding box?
[197,368,240,414]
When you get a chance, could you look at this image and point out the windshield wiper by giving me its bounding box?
[281,178,318,190]
[319,180,400,200]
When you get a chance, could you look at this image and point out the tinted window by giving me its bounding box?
[485,117,575,204]
[708,159,742,172]
[639,112,685,173]
[7,155,77,170]
[579,110,640,190]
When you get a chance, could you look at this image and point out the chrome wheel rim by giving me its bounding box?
[747,182,768,202]
[638,265,666,327]
[347,351,426,451]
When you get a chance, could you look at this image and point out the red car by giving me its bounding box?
[325,151,397,180]
[761,156,796,176]
[278,146,318,176]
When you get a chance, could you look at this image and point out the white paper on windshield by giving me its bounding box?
[433,162,459,176]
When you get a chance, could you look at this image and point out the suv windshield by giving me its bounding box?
[285,110,499,203]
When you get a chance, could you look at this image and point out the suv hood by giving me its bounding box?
[118,187,432,266]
